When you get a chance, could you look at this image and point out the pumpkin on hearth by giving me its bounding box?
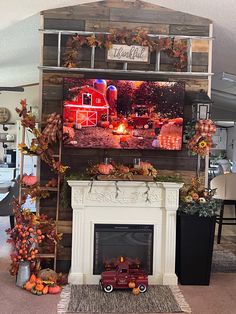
[128,282,135,289]
[48,284,61,294]
[42,285,49,295]
[22,175,37,186]
[38,268,57,283]
[132,287,140,295]
[24,281,36,291]
[35,283,44,292]
[29,274,37,283]
[98,163,114,175]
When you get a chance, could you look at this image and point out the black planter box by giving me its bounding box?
[176,212,216,285]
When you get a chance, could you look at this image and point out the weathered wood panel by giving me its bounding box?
[42,85,63,101]
[192,52,208,66]
[43,5,110,21]
[110,7,210,26]
[42,100,62,115]
[169,25,209,36]
[44,18,85,30]
[192,40,209,53]
[57,220,72,234]
[85,20,169,34]
[57,247,71,260]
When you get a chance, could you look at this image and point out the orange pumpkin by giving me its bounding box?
[22,175,37,186]
[29,274,37,283]
[35,283,44,292]
[119,165,130,174]
[42,286,49,295]
[48,285,61,294]
[36,278,43,285]
[24,281,36,291]
[139,162,152,171]
[132,287,140,295]
[98,163,114,175]
[128,282,135,289]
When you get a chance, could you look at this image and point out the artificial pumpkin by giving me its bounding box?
[128,282,135,289]
[29,274,37,283]
[132,287,140,295]
[22,175,37,186]
[24,281,36,291]
[48,284,61,294]
[42,286,49,295]
[139,162,152,171]
[118,165,130,174]
[35,283,44,292]
[36,278,43,285]
[38,268,57,283]
[98,163,114,175]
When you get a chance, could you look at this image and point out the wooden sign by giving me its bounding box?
[107,44,149,63]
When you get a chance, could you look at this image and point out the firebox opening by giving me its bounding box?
[93,224,154,275]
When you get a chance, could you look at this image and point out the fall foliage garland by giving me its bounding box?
[63,28,188,70]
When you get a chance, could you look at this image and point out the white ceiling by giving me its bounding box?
[0,0,236,97]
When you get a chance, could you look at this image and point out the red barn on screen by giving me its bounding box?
[64,85,109,127]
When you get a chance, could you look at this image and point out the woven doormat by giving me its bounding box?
[57,285,191,313]
[212,250,236,272]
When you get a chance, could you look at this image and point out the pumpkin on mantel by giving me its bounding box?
[22,174,37,186]
[98,163,114,175]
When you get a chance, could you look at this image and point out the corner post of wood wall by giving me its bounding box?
[205,23,214,188]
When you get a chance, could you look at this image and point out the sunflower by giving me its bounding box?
[198,140,207,148]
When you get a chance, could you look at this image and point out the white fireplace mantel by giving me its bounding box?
[68,180,183,285]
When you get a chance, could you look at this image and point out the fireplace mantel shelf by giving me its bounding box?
[68,180,183,285]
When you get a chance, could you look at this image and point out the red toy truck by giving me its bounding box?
[100,257,148,293]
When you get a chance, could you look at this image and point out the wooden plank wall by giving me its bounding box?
[41,0,211,271]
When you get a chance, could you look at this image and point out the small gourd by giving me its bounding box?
[132,287,140,295]
[24,281,36,291]
[35,283,44,292]
[119,165,130,174]
[128,282,135,289]
[36,278,43,285]
[42,285,49,295]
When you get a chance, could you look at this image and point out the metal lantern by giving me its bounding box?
[189,91,213,120]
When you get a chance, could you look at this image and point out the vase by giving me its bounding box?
[16,261,30,287]
[175,212,216,285]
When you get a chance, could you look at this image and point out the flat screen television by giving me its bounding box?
[63,78,184,150]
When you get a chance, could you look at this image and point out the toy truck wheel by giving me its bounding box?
[138,284,147,293]
[104,285,114,293]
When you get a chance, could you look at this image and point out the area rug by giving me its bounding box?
[212,250,236,272]
[57,285,191,313]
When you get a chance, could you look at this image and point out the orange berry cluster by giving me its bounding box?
[12,224,45,262]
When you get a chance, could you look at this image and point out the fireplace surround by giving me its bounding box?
[68,180,182,285]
